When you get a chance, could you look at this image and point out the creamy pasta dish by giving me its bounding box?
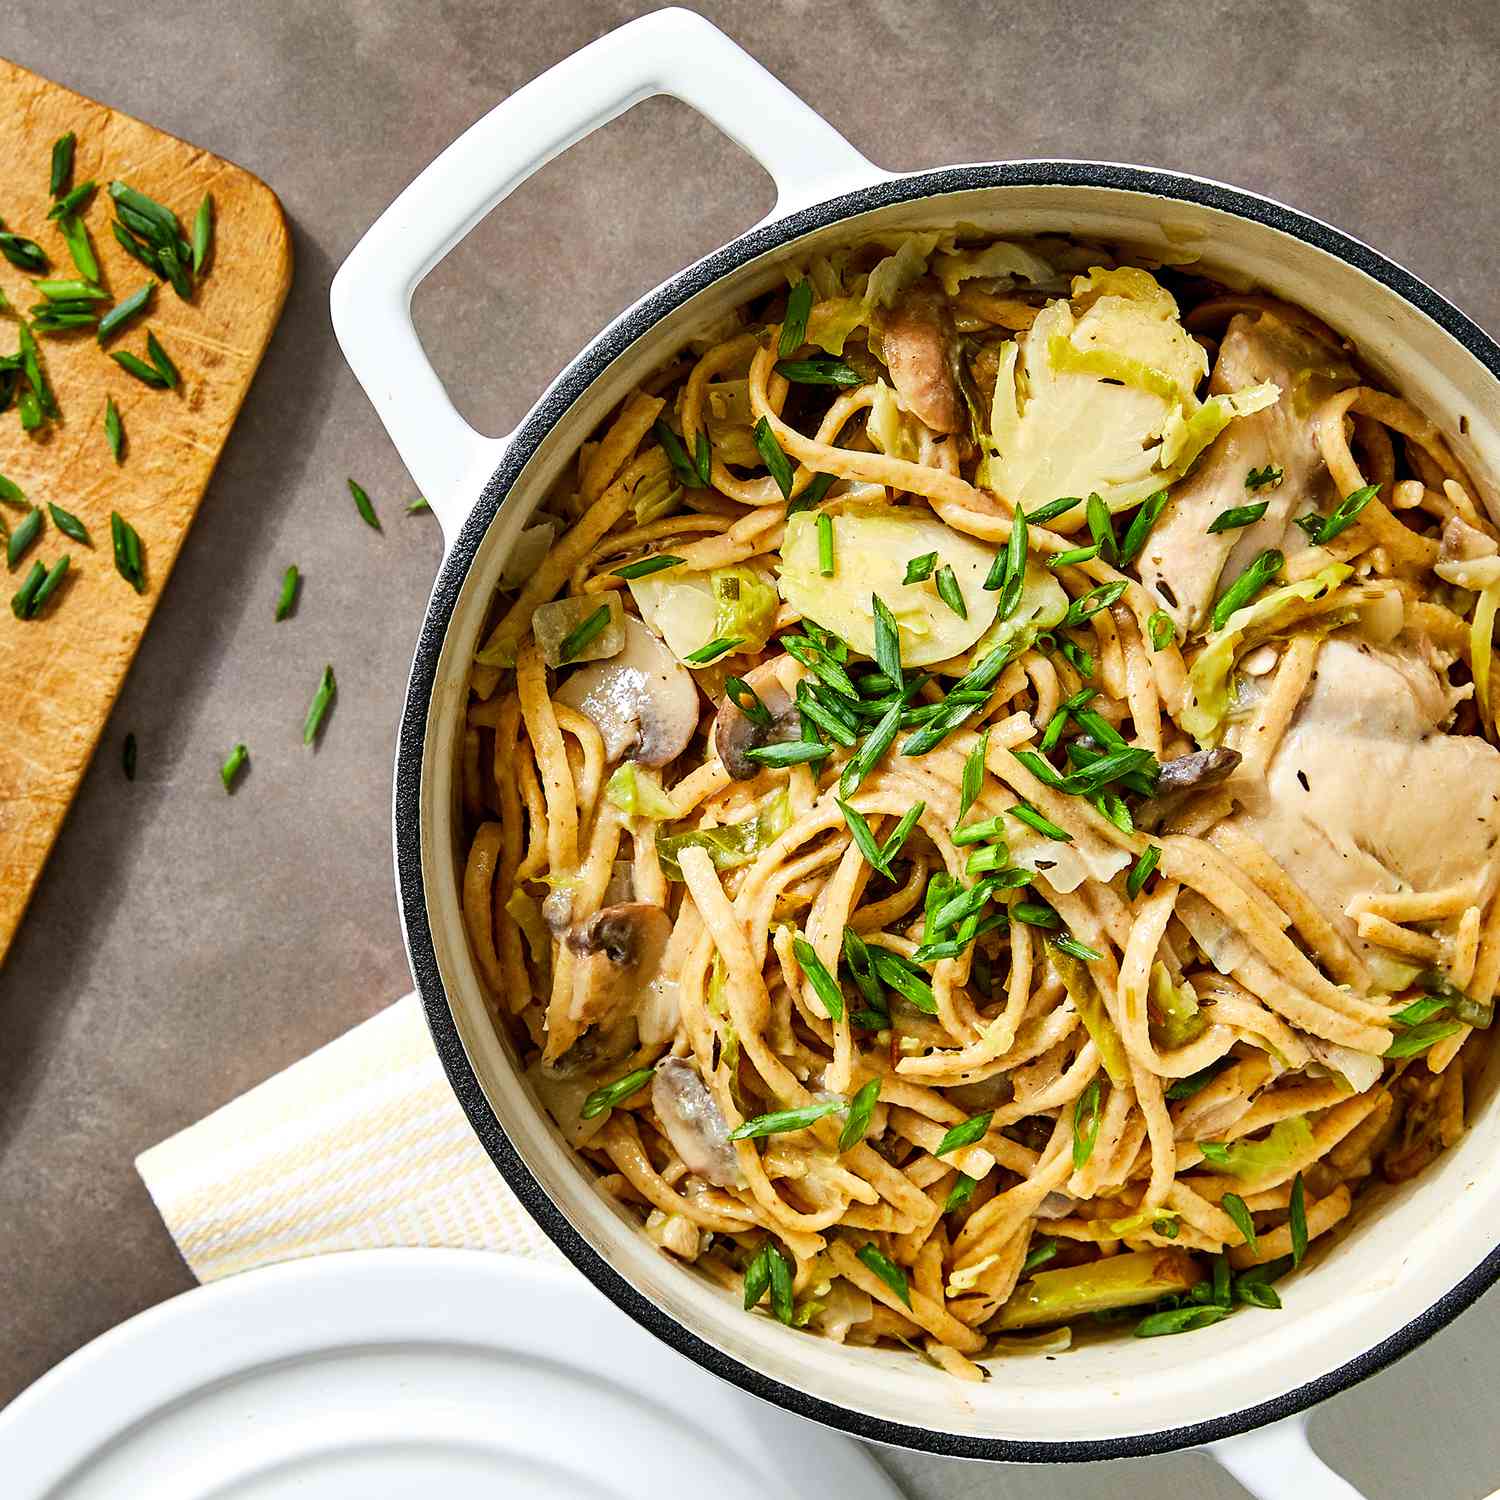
[459,229,1499,1376]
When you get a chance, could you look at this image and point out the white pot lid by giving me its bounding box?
[0,1248,904,1500]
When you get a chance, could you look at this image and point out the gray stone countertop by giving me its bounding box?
[3,3,1499,1495]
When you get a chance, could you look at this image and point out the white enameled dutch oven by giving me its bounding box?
[330,11,1500,1495]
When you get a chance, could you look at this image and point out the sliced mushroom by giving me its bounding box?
[878,281,962,434]
[555,615,699,765]
[651,1056,741,1188]
[712,655,800,780]
[1156,747,1242,793]
[540,1014,638,1080]
[544,901,671,1063]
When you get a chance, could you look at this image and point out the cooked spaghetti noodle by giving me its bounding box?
[459,229,1500,1373]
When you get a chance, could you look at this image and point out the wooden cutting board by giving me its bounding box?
[0,59,292,965]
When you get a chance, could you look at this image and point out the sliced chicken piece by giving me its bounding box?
[1140,312,1359,632]
[878,281,962,434]
[1220,632,1500,989]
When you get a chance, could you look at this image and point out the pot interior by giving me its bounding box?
[410,175,1500,1450]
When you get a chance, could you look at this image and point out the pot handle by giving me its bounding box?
[1211,1414,1367,1498]
[329,5,886,543]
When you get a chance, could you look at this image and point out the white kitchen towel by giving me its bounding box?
[136,993,561,1282]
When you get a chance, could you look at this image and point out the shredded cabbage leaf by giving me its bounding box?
[809,233,942,355]
[980,266,1278,514]
[931,240,1054,298]
[1180,564,1354,741]
[1149,962,1206,1049]
[604,762,680,820]
[656,789,792,882]
[1198,1116,1314,1178]
[630,563,779,662]
[1051,944,1131,1087]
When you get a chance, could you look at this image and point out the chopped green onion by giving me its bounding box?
[767,1240,795,1324]
[1390,995,1449,1026]
[275,564,299,621]
[816,510,835,576]
[880,801,925,867]
[611,553,683,580]
[744,738,829,768]
[1311,482,1380,544]
[778,279,813,357]
[110,511,146,592]
[965,843,1012,876]
[693,430,711,487]
[1289,1173,1308,1269]
[110,349,170,388]
[684,634,744,665]
[1046,543,1100,569]
[795,684,857,745]
[786,471,835,515]
[30,555,69,615]
[952,813,1006,847]
[855,1243,911,1306]
[945,1173,978,1214]
[724,675,772,727]
[728,1097,846,1140]
[122,731,137,781]
[837,797,892,875]
[34,278,108,302]
[752,416,795,500]
[903,551,938,584]
[1022,1238,1059,1274]
[842,697,904,793]
[934,563,967,619]
[839,1077,881,1152]
[302,664,336,745]
[1053,933,1102,963]
[1383,1018,1463,1058]
[1126,844,1161,899]
[192,193,214,275]
[1073,1078,1103,1168]
[1013,901,1061,929]
[345,480,381,534]
[1058,636,1094,679]
[1207,501,1269,534]
[557,604,611,663]
[1212,549,1284,630]
[407,496,430,514]
[653,419,700,489]
[9,560,44,618]
[1135,1305,1231,1337]
[1221,1192,1258,1252]
[97,283,153,345]
[1167,1059,1231,1101]
[1059,579,1128,630]
[1002,798,1074,846]
[1236,1279,1283,1310]
[871,593,903,689]
[793,934,845,1021]
[1026,495,1083,525]
[774,356,862,387]
[1119,489,1168,565]
[7,506,43,567]
[934,1111,993,1157]
[1245,464,1284,491]
[581,1066,654,1120]
[104,397,124,462]
[957,726,990,825]
[56,215,100,283]
[1148,610,1174,651]
[0,231,49,273]
[220,742,249,791]
[0,474,24,508]
[870,947,936,1013]
[743,1243,774,1311]
[1086,491,1117,563]
[47,503,90,545]
[50,132,76,197]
